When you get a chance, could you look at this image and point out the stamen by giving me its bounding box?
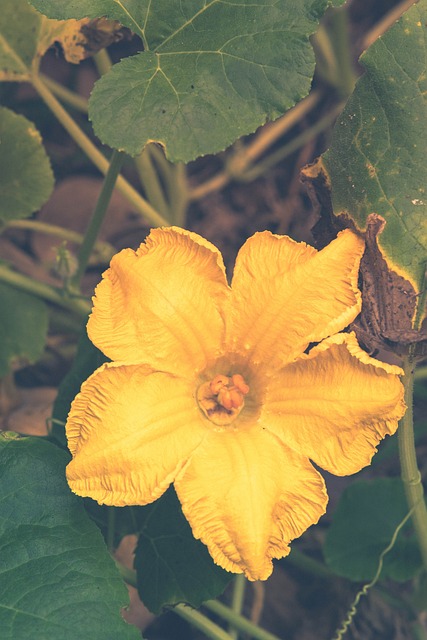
[210,374,230,395]
[231,374,250,395]
[197,372,250,426]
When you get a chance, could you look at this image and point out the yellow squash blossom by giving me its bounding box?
[66,227,405,581]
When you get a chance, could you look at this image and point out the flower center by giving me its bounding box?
[196,373,250,426]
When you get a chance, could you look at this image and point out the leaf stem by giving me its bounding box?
[135,146,171,220]
[188,91,320,201]
[0,264,90,319]
[39,74,89,112]
[71,149,125,289]
[4,219,114,261]
[285,548,335,579]
[147,145,189,225]
[240,105,343,183]
[93,49,113,76]
[173,604,234,640]
[362,0,417,50]
[229,575,246,639]
[204,600,282,640]
[30,73,169,227]
[398,355,427,571]
[230,90,320,172]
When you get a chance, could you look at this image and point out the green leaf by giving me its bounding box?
[0,107,54,221]
[134,488,232,614]
[324,478,421,582]
[0,0,42,81]
[51,330,106,445]
[30,0,343,162]
[0,436,140,640]
[0,282,48,376]
[322,0,427,291]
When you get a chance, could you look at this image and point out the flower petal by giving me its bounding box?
[175,428,327,581]
[263,332,405,475]
[87,227,229,375]
[66,362,207,506]
[229,229,364,367]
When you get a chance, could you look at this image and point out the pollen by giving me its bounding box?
[197,373,250,426]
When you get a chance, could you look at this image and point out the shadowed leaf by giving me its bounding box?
[0,436,140,640]
[322,0,427,292]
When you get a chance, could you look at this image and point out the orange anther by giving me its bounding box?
[218,388,233,410]
[210,374,230,394]
[229,388,244,409]
[197,372,249,426]
[231,374,250,395]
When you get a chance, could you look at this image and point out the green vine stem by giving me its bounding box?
[174,605,234,640]
[147,144,190,226]
[188,91,320,201]
[229,574,246,640]
[93,49,113,76]
[240,105,343,183]
[398,355,427,572]
[30,73,169,228]
[165,161,189,227]
[314,7,356,98]
[71,149,125,289]
[135,147,171,220]
[0,264,90,319]
[204,600,281,640]
[39,74,89,113]
[232,90,320,174]
[4,219,114,262]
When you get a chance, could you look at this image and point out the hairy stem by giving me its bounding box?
[0,265,90,319]
[173,604,233,640]
[398,355,427,571]
[229,574,246,640]
[135,147,171,220]
[188,91,320,201]
[204,600,282,640]
[5,219,114,261]
[241,105,343,182]
[39,74,88,113]
[72,150,125,289]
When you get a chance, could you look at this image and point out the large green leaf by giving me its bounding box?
[0,435,140,640]
[0,107,54,221]
[322,0,427,291]
[0,282,48,376]
[324,478,421,582]
[134,488,232,614]
[30,0,344,162]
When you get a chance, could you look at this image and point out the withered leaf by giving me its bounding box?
[301,161,427,361]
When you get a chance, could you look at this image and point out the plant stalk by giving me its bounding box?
[72,149,125,289]
[5,219,114,261]
[39,74,89,112]
[0,265,90,319]
[135,147,171,220]
[398,355,427,571]
[229,574,246,639]
[173,604,234,640]
[204,600,282,640]
[188,91,320,201]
